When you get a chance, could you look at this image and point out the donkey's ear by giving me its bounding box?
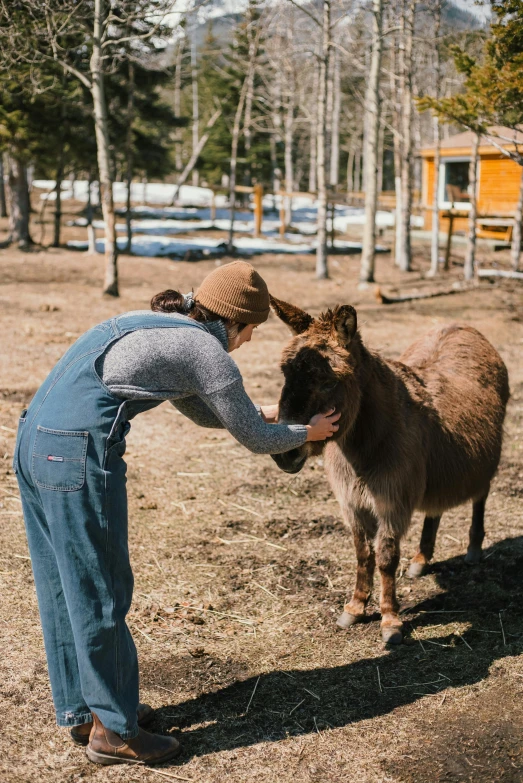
[333,305,357,345]
[270,295,314,335]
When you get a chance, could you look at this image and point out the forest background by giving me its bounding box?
[1,0,521,293]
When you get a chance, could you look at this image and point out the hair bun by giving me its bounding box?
[150,289,185,313]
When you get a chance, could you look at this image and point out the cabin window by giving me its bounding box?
[438,157,477,209]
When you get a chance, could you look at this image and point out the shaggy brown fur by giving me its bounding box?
[270,296,510,644]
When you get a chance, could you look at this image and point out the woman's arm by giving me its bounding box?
[170,397,225,429]
[201,379,308,454]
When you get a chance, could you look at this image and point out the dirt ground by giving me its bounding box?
[1,207,522,783]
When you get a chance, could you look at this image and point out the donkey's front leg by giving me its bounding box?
[337,512,377,630]
[376,530,403,644]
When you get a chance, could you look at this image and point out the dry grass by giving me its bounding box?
[0,207,522,782]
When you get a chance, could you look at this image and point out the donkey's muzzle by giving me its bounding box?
[271,448,307,474]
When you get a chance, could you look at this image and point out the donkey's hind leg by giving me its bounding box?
[337,511,377,630]
[465,494,487,564]
[377,530,403,644]
[407,515,442,578]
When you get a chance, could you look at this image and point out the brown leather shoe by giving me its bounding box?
[70,703,155,746]
[86,712,181,766]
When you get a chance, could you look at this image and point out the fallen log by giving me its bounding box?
[375,283,470,305]
[477,268,523,281]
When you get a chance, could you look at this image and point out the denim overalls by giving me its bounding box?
[13,311,207,738]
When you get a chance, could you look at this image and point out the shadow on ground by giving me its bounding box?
[144,536,523,771]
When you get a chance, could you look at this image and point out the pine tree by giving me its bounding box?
[0,59,92,248]
[196,2,273,189]
[421,2,523,272]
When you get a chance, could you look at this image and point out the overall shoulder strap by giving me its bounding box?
[112,311,208,337]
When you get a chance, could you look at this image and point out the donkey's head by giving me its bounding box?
[270,296,363,473]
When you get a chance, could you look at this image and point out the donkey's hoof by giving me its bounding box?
[465,548,482,565]
[381,626,403,645]
[336,611,362,630]
[407,561,426,579]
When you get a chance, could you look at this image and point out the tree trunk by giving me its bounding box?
[346,141,355,193]
[52,157,63,248]
[91,0,118,296]
[464,132,479,281]
[243,19,256,189]
[174,37,184,172]
[390,35,402,264]
[398,0,415,272]
[316,0,331,280]
[0,157,7,218]
[86,173,97,255]
[329,49,340,187]
[354,145,362,192]
[360,0,384,284]
[377,119,385,197]
[511,165,523,272]
[6,154,32,248]
[429,1,441,277]
[125,60,135,255]
[171,108,222,205]
[272,70,282,196]
[228,28,257,254]
[429,116,441,276]
[325,47,334,188]
[284,86,294,226]
[270,133,280,197]
[191,41,199,188]
[394,161,402,263]
[309,56,319,193]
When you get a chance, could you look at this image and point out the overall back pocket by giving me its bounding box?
[32,426,88,491]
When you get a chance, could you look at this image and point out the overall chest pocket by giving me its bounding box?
[32,426,88,491]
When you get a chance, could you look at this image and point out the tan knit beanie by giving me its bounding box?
[195,261,270,325]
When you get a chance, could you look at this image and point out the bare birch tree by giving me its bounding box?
[227,18,263,253]
[512,167,523,272]
[390,37,403,264]
[90,0,118,295]
[191,40,199,187]
[360,0,384,284]
[309,56,319,193]
[284,83,295,225]
[171,107,222,204]
[346,138,355,192]
[398,0,416,272]
[329,49,341,188]
[174,35,184,172]
[316,0,331,279]
[464,131,479,280]
[243,5,258,189]
[0,157,6,219]
[124,59,135,254]
[428,0,442,277]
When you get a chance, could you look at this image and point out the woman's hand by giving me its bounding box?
[260,404,279,424]
[306,408,341,441]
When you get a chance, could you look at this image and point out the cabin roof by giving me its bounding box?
[421,126,523,157]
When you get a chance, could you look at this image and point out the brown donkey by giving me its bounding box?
[270,297,509,644]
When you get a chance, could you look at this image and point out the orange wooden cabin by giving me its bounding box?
[421,126,523,240]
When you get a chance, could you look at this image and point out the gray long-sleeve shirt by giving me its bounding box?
[96,313,307,455]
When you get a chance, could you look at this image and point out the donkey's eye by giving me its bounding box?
[323,382,338,393]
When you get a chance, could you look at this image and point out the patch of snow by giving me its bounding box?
[67,234,388,258]
[33,180,227,208]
